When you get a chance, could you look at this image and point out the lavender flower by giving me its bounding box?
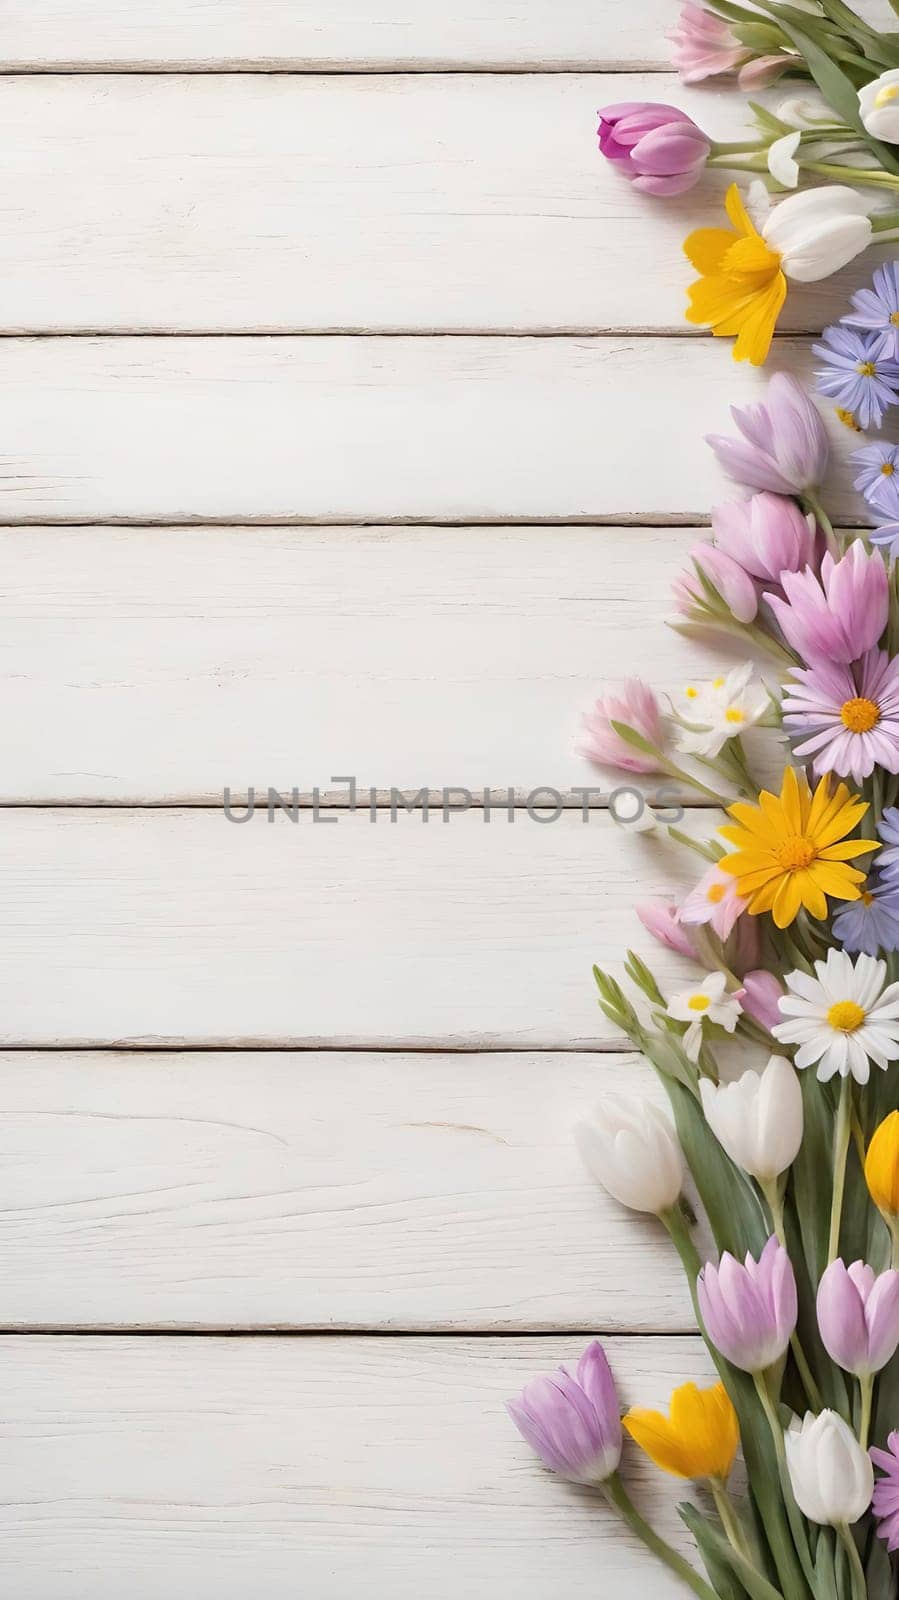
[873,1432,899,1551]
[765,544,889,666]
[817,1259,899,1376]
[507,1340,622,1484]
[852,440,899,514]
[833,875,899,956]
[698,1236,797,1374]
[877,807,899,881]
[843,261,899,361]
[782,647,899,785]
[707,373,829,496]
[814,325,899,431]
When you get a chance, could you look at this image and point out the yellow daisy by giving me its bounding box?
[718,767,878,929]
[684,184,786,366]
[623,1381,738,1482]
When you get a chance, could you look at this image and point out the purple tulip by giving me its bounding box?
[597,102,711,196]
[711,492,818,585]
[735,970,784,1033]
[817,1260,899,1377]
[707,373,829,496]
[698,1236,797,1373]
[765,543,888,666]
[507,1340,622,1484]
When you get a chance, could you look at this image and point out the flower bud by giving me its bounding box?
[817,1260,899,1377]
[507,1340,622,1484]
[635,899,696,958]
[860,70,899,144]
[575,1096,683,1215]
[711,491,817,584]
[690,542,759,623]
[698,1236,797,1373]
[734,970,784,1033]
[699,1055,803,1184]
[785,1410,873,1526]
[579,678,664,775]
[865,1111,899,1216]
[597,102,711,196]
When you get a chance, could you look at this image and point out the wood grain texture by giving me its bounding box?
[0,0,892,68]
[0,1049,694,1331]
[0,72,892,334]
[0,335,877,522]
[0,1334,715,1599]
[1,523,780,804]
[0,808,710,1047]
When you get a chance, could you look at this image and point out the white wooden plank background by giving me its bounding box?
[0,809,707,1047]
[0,73,893,335]
[0,1335,713,1600]
[0,336,876,523]
[0,1050,692,1331]
[2,524,762,803]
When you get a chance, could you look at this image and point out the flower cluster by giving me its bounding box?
[508,365,899,1597]
[595,4,899,365]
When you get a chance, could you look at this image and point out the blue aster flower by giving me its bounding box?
[814,325,899,431]
[852,441,899,511]
[877,807,899,881]
[842,260,899,361]
[832,873,899,955]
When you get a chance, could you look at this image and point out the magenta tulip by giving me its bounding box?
[597,102,711,196]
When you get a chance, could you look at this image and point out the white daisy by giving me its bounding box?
[773,949,899,1084]
[674,664,769,760]
[667,971,742,1062]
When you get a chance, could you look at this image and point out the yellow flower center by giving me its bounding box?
[876,84,899,106]
[685,686,698,699]
[862,890,875,906]
[892,312,899,327]
[827,999,866,1033]
[712,676,725,689]
[777,835,817,871]
[707,883,726,904]
[858,361,878,377]
[687,994,711,1012]
[836,408,861,432]
[883,462,896,476]
[841,696,880,734]
[724,707,744,724]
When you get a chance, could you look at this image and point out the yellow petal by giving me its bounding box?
[683,226,736,275]
[866,1113,899,1215]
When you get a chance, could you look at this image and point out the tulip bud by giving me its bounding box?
[699,1056,803,1184]
[817,1260,899,1377]
[860,70,899,144]
[635,899,696,958]
[734,970,784,1033]
[711,492,817,584]
[507,1340,622,1484]
[624,1380,739,1482]
[865,1111,899,1216]
[691,542,759,623]
[597,102,711,196]
[698,1236,797,1373]
[785,1411,874,1526]
[575,1096,683,1215]
[762,186,873,285]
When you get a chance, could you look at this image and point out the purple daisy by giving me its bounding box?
[842,260,899,361]
[814,325,899,431]
[852,441,899,512]
[782,647,899,785]
[872,1430,899,1551]
[833,874,899,956]
[878,806,899,881]
[870,521,899,560]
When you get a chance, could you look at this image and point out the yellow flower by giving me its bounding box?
[623,1381,738,1481]
[684,184,786,366]
[865,1112,899,1216]
[718,766,877,929]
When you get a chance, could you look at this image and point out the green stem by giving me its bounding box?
[709,1478,753,1563]
[709,139,770,157]
[828,1077,852,1266]
[667,826,721,864]
[800,159,899,191]
[858,1373,874,1453]
[871,206,899,234]
[836,1523,866,1600]
[603,1474,719,1600]
[801,492,839,560]
[752,1374,818,1599]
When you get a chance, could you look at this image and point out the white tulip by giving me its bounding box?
[860,69,899,143]
[575,1096,683,1215]
[699,1055,803,1183]
[762,186,872,283]
[785,1411,873,1526]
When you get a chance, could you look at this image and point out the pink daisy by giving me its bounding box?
[782,648,899,786]
[872,1431,899,1551]
[678,863,747,940]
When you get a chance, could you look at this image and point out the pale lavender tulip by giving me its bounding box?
[735,970,784,1033]
[817,1260,899,1377]
[698,1236,797,1372]
[708,373,829,496]
[597,102,711,196]
[738,55,793,90]
[507,1340,622,1484]
[636,899,696,958]
[682,541,759,623]
[580,678,664,774]
[766,543,888,665]
[711,492,818,584]
[668,4,749,83]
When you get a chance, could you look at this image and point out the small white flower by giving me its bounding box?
[773,949,899,1084]
[778,94,837,130]
[699,1055,803,1183]
[860,69,899,143]
[668,970,742,1061]
[608,789,659,834]
[768,131,801,189]
[675,664,768,759]
[762,186,872,283]
[575,1096,683,1214]
[785,1410,873,1526]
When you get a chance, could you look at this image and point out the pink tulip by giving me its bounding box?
[688,542,759,623]
[817,1261,899,1377]
[766,543,888,665]
[597,102,711,196]
[735,970,784,1033]
[636,899,696,958]
[711,492,818,584]
[580,679,664,774]
[668,4,749,83]
[738,54,793,90]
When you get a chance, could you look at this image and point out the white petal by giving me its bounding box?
[768,131,801,188]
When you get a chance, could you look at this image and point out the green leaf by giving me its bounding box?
[813,0,899,67]
[748,101,792,139]
[766,12,899,174]
[679,1504,786,1600]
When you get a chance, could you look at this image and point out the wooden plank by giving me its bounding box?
[0,1333,714,1599]
[0,336,874,522]
[0,73,891,334]
[0,0,891,69]
[0,1049,693,1332]
[0,808,712,1047]
[1,523,778,804]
